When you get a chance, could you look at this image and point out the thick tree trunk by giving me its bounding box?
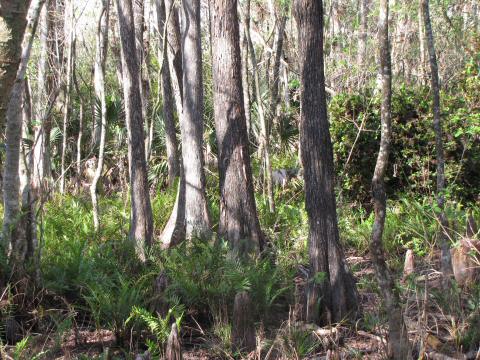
[115,0,154,261]
[2,0,45,268]
[91,0,110,230]
[0,0,31,129]
[180,0,211,238]
[211,0,264,255]
[370,0,411,358]
[59,0,74,195]
[420,0,452,283]
[156,0,179,187]
[240,30,251,136]
[293,0,358,325]
[242,0,275,213]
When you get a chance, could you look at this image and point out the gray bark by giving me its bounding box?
[0,0,31,129]
[59,0,74,194]
[156,0,180,187]
[180,0,211,238]
[115,0,154,260]
[420,0,452,282]
[370,0,411,358]
[293,0,358,325]
[2,0,45,269]
[91,0,110,230]
[211,0,264,254]
[242,0,275,213]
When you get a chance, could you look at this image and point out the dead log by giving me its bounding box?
[231,291,256,353]
[403,249,415,278]
[165,323,182,360]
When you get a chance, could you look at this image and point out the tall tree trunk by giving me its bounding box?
[211,0,264,255]
[59,0,74,195]
[420,0,452,282]
[242,0,275,213]
[91,0,110,231]
[73,62,83,192]
[32,0,54,198]
[269,12,286,132]
[0,0,31,129]
[156,0,179,187]
[180,0,211,238]
[370,0,411,358]
[357,0,368,87]
[293,0,358,325]
[2,0,44,269]
[159,0,186,247]
[115,0,154,261]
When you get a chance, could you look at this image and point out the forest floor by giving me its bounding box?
[5,250,477,359]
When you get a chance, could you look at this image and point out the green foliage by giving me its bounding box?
[160,239,294,325]
[329,69,480,203]
[126,305,184,355]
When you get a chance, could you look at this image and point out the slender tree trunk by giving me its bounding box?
[73,65,83,192]
[180,0,211,237]
[420,0,452,282]
[91,0,110,230]
[115,0,154,261]
[2,0,45,269]
[357,0,368,87]
[370,0,411,358]
[0,0,32,129]
[269,13,286,131]
[156,0,180,187]
[242,0,275,213]
[294,0,358,325]
[418,5,427,85]
[60,0,74,195]
[211,0,264,255]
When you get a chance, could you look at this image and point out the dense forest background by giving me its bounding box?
[0,0,479,358]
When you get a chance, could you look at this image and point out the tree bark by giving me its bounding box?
[59,0,74,195]
[180,0,211,238]
[156,0,179,187]
[0,0,31,129]
[91,0,110,231]
[370,0,411,358]
[242,0,275,213]
[357,0,368,87]
[269,12,286,132]
[159,0,186,247]
[420,0,452,283]
[211,0,264,255]
[293,0,358,325]
[2,0,45,269]
[115,0,153,261]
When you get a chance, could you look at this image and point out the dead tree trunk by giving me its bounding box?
[293,0,358,325]
[231,291,256,353]
[91,0,110,230]
[370,0,411,358]
[165,323,182,360]
[420,0,453,283]
[115,0,154,260]
[211,0,264,255]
